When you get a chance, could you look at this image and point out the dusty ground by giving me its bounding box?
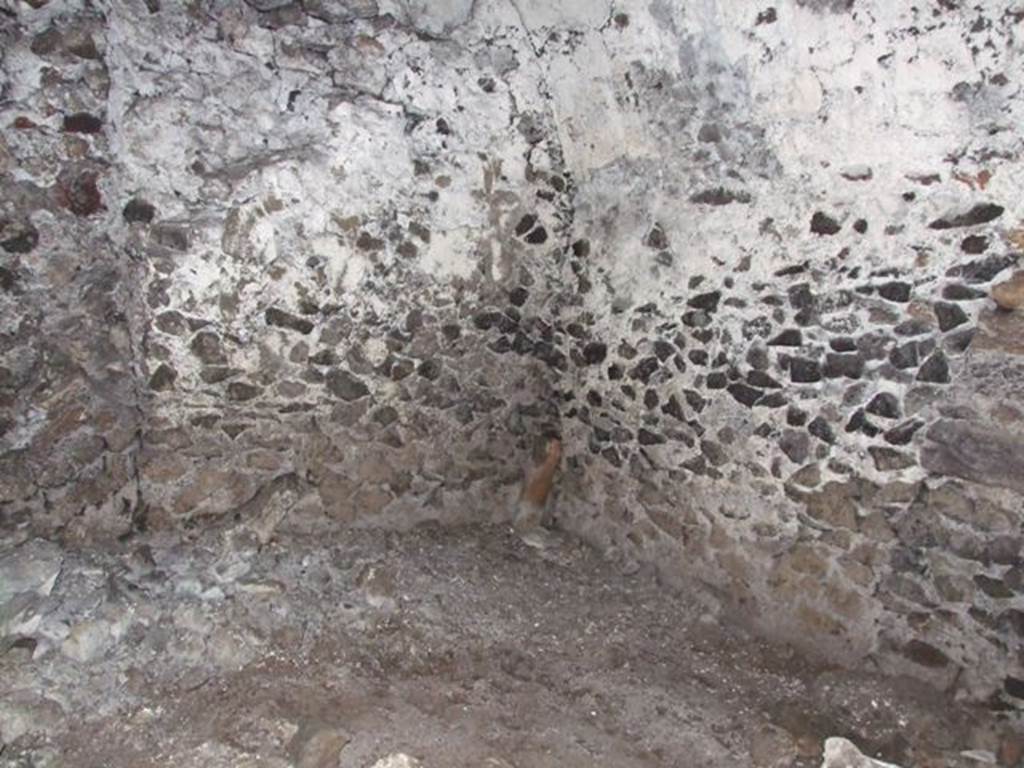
[0,519,1019,768]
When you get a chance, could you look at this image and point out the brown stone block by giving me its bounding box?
[973,306,1024,356]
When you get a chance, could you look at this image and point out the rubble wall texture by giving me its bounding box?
[551,1,1024,706]
[2,0,572,538]
[1,0,1022,705]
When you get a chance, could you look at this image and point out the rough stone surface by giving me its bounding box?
[2,0,1023,721]
[0,523,1006,767]
[922,420,1024,494]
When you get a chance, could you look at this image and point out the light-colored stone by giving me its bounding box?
[369,754,422,768]
[0,690,66,743]
[820,737,903,768]
[61,619,112,662]
[991,271,1024,311]
[0,539,63,605]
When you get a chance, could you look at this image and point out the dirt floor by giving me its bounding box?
[0,519,1019,767]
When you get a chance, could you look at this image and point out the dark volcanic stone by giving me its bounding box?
[690,188,752,205]
[727,383,763,407]
[123,198,156,223]
[533,342,565,369]
[638,428,666,446]
[960,235,988,254]
[894,320,931,337]
[697,123,723,142]
[701,439,728,466]
[600,447,621,468]
[653,340,675,361]
[372,406,399,427]
[63,112,103,133]
[944,329,975,353]
[630,357,660,384]
[853,219,868,234]
[688,349,709,366]
[885,419,924,446]
[846,409,880,437]
[682,310,712,328]
[706,371,728,389]
[830,336,857,352]
[515,214,536,236]
[417,359,441,380]
[942,283,986,301]
[148,363,177,391]
[902,640,949,669]
[974,575,1013,599]
[890,341,919,369]
[933,302,968,331]
[199,366,238,384]
[0,223,39,254]
[866,392,900,419]
[789,357,822,383]
[309,350,335,366]
[780,430,810,464]
[787,406,808,427]
[684,389,706,412]
[355,232,385,251]
[921,419,1024,494]
[810,211,841,235]
[948,254,1018,284]
[473,311,502,331]
[525,226,548,245]
[644,225,668,249]
[856,332,890,361]
[58,170,103,216]
[808,416,835,444]
[508,287,529,306]
[878,281,911,303]
[928,203,1004,230]
[916,351,950,383]
[741,316,772,339]
[154,310,187,336]
[688,291,722,312]
[788,284,815,310]
[227,381,262,401]
[390,359,414,381]
[190,331,227,365]
[582,342,607,365]
[747,346,770,370]
[662,395,686,421]
[869,446,915,471]
[747,371,782,389]
[326,369,370,401]
[769,329,803,346]
[151,224,189,251]
[823,353,864,379]
[266,307,314,335]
